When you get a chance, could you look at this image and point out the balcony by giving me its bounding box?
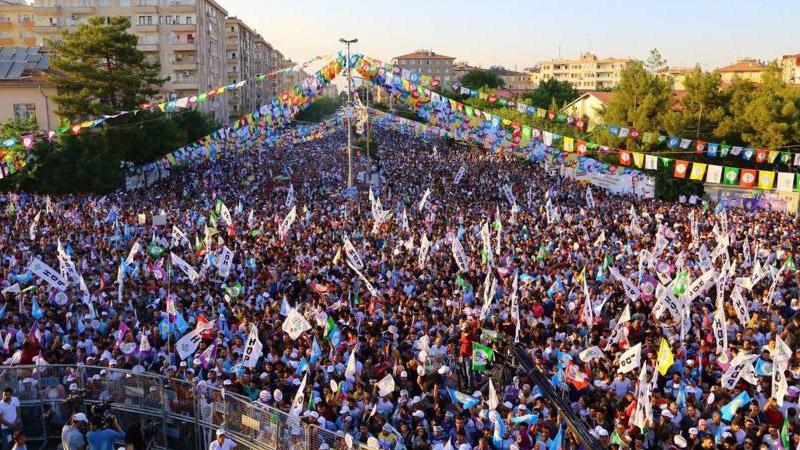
[162,1,196,13]
[34,23,59,33]
[162,23,195,32]
[133,24,158,32]
[136,43,159,52]
[169,42,196,51]
[171,59,197,70]
[33,6,62,14]
[169,78,198,90]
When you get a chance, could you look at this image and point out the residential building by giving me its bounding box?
[0,0,37,47]
[225,16,275,121]
[27,0,230,122]
[0,46,58,130]
[488,67,534,93]
[537,52,633,91]
[561,90,686,126]
[452,61,478,84]
[718,58,766,84]
[780,54,800,85]
[391,49,455,82]
[657,67,694,91]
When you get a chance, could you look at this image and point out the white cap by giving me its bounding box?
[216,429,226,437]
[438,366,449,375]
[73,413,88,422]
[674,435,687,448]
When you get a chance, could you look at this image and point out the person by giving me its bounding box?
[61,413,88,450]
[209,429,235,450]
[9,432,25,450]
[0,388,20,450]
[86,415,125,450]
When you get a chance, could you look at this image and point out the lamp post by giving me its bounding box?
[339,37,358,187]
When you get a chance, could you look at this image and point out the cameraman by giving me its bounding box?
[86,414,125,450]
[61,413,88,450]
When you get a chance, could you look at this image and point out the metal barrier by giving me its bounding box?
[0,365,368,450]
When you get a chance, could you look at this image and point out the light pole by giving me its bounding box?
[339,37,358,188]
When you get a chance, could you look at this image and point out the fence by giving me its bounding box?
[0,365,366,450]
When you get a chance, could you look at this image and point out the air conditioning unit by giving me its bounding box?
[71,14,78,20]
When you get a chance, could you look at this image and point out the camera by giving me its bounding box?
[63,389,88,415]
[90,401,115,428]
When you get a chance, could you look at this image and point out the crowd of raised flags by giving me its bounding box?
[0,109,798,450]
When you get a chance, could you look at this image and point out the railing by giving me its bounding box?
[0,365,368,450]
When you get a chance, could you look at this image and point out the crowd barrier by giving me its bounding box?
[0,365,366,450]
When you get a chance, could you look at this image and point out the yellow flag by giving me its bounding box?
[632,152,644,168]
[332,247,342,265]
[758,171,775,190]
[563,137,574,152]
[657,338,674,375]
[576,265,586,283]
[690,163,707,180]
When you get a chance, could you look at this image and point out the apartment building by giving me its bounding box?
[536,52,633,91]
[780,54,799,85]
[0,0,38,47]
[452,61,478,84]
[488,67,534,93]
[658,67,694,90]
[391,49,455,82]
[718,58,766,84]
[0,46,59,129]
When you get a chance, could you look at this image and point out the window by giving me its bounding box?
[186,16,192,24]
[120,0,130,5]
[137,15,152,25]
[18,14,32,22]
[98,0,110,6]
[13,104,36,121]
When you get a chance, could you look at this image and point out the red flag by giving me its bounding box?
[577,141,588,156]
[739,169,757,188]
[629,129,641,140]
[755,148,768,164]
[695,141,706,154]
[311,281,331,296]
[565,360,589,390]
[674,160,689,178]
[619,150,632,166]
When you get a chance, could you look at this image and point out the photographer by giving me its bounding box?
[86,414,125,450]
[0,387,20,450]
[61,413,88,450]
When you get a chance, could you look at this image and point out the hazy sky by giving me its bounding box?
[221,0,798,70]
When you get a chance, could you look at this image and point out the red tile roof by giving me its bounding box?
[718,59,765,73]
[585,91,615,104]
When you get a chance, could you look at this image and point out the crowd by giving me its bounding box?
[0,122,798,450]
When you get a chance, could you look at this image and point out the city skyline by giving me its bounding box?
[222,0,799,71]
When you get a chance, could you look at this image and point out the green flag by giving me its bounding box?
[672,270,689,296]
[787,256,797,273]
[148,242,164,259]
[194,234,202,251]
[602,254,613,272]
[224,283,242,298]
[481,328,498,342]
[209,213,218,228]
[781,415,790,450]
[471,342,494,373]
[308,393,316,411]
[324,316,335,341]
[723,167,740,185]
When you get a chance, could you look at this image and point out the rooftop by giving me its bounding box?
[718,59,766,73]
[0,46,48,80]
[489,67,526,76]
[394,50,455,60]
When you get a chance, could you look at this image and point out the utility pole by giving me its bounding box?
[339,37,358,187]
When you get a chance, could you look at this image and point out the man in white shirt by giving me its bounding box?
[209,429,236,450]
[0,387,20,449]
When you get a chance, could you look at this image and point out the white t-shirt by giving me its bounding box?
[209,438,236,450]
[0,396,19,429]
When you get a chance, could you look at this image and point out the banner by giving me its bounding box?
[282,307,311,340]
[170,252,199,283]
[217,246,234,278]
[242,324,263,368]
[618,343,642,374]
[343,237,364,270]
[28,258,69,291]
[451,237,469,273]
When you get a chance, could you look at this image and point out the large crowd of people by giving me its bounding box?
[0,123,799,450]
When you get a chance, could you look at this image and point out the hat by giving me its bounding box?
[72,413,88,422]
[438,366,449,375]
[503,401,513,409]
[473,391,483,398]
[216,429,226,437]
[62,344,72,351]
[400,371,408,378]
[674,435,687,448]
[689,428,699,435]
[788,386,800,398]
[340,405,350,414]
[274,390,283,402]
[223,379,232,386]
[412,410,425,418]
[662,410,674,419]
[69,383,78,391]
[594,426,608,437]
[259,390,271,401]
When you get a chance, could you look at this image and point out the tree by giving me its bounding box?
[713,78,757,146]
[460,70,504,90]
[662,67,727,139]
[296,97,342,122]
[523,79,579,110]
[644,48,667,73]
[46,16,165,120]
[598,62,670,148]
[735,63,800,148]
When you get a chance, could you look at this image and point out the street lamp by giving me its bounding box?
[339,38,357,187]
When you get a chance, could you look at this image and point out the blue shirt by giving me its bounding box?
[86,428,126,450]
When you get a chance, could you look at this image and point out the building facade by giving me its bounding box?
[391,49,455,82]
[0,46,59,129]
[0,0,38,47]
[718,59,766,84]
[657,67,693,91]
[489,67,534,93]
[781,54,799,85]
[536,52,633,91]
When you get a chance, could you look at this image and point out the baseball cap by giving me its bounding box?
[216,429,226,437]
[73,413,88,422]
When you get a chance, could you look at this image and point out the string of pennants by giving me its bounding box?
[0,53,337,179]
[130,55,346,177]
[362,59,800,167]
[350,54,800,192]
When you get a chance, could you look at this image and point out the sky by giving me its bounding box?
[221,0,798,71]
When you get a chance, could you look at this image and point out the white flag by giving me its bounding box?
[172,226,190,249]
[217,200,233,227]
[712,290,728,355]
[579,346,604,363]
[345,349,357,380]
[138,333,151,353]
[377,374,395,397]
[125,241,141,267]
[454,165,466,184]
[730,286,750,325]
[278,206,297,239]
[28,258,69,291]
[487,379,499,410]
[720,354,759,391]
[451,237,469,273]
[289,373,308,418]
[585,186,595,208]
[285,184,296,208]
[594,230,606,247]
[217,246,234,278]
[418,234,431,270]
[418,188,432,212]
[618,343,642,374]
[175,322,215,361]
[1,284,20,295]
[242,324,263,368]
[346,259,380,298]
[29,211,41,241]
[282,307,311,340]
[343,237,364,270]
[170,252,199,283]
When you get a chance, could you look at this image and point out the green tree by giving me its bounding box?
[662,67,727,139]
[523,78,579,110]
[598,61,670,149]
[46,16,166,120]
[644,48,667,73]
[735,64,800,148]
[295,97,342,122]
[713,78,757,146]
[460,70,504,90]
